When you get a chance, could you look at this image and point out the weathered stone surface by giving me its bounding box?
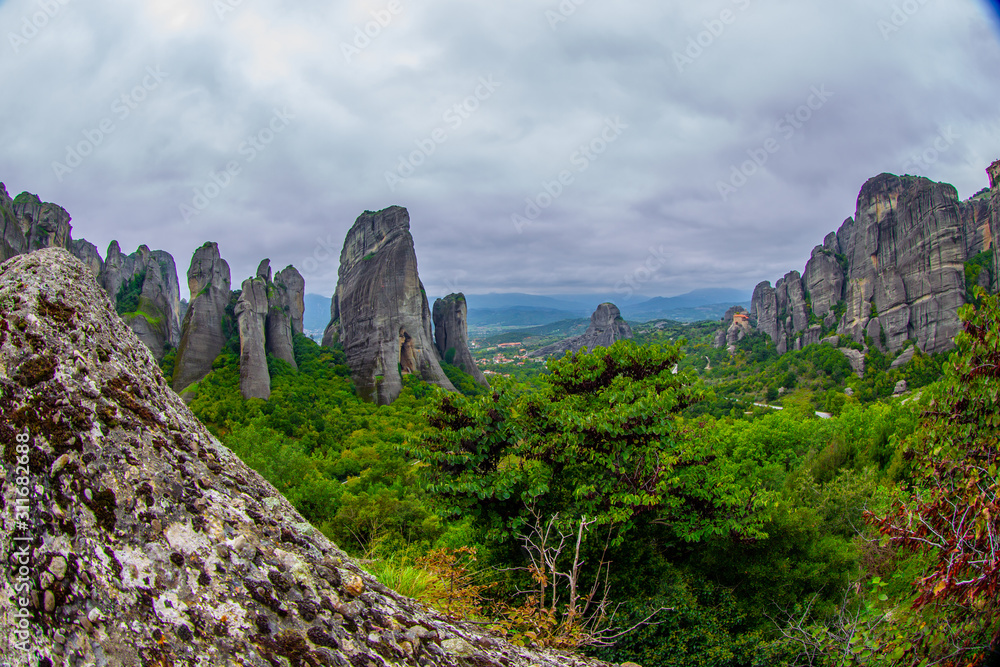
[12,191,72,251]
[839,174,966,354]
[433,293,489,387]
[803,246,845,319]
[101,240,134,303]
[68,238,104,279]
[890,346,917,370]
[0,248,608,667]
[261,262,297,370]
[236,277,271,400]
[530,303,633,358]
[105,244,183,361]
[0,183,27,262]
[325,207,455,404]
[840,348,866,378]
[173,242,232,395]
[894,379,909,395]
[275,265,306,335]
[750,281,778,343]
[960,194,993,259]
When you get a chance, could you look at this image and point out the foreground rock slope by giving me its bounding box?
[0,248,604,667]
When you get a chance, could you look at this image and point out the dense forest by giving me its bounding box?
[163,290,1000,667]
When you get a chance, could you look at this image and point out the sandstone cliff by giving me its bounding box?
[433,293,489,387]
[12,191,72,252]
[742,164,999,359]
[256,259,298,370]
[172,242,232,395]
[0,248,605,667]
[0,183,27,261]
[324,207,455,405]
[236,276,272,400]
[530,303,633,359]
[275,265,306,336]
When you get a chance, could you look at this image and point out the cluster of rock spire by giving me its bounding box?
[715,160,1000,360]
[0,189,485,406]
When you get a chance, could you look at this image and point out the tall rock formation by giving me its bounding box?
[236,276,271,400]
[433,293,489,387]
[324,207,455,405]
[0,183,27,261]
[68,238,104,279]
[173,242,232,395]
[743,165,998,359]
[0,248,607,667]
[840,174,966,354]
[530,303,633,359]
[276,265,306,335]
[11,191,72,252]
[257,259,297,370]
[101,243,183,360]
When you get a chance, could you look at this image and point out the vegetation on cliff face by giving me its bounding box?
[176,291,1000,665]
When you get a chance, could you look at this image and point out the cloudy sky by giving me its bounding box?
[1,0,999,302]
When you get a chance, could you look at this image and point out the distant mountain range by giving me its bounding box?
[303,288,753,333]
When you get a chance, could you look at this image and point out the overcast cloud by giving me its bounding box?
[1,0,999,301]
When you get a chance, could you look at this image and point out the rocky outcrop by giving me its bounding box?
[258,260,297,370]
[68,238,104,279]
[530,303,633,358]
[324,207,455,405]
[0,248,606,667]
[102,243,183,361]
[276,265,306,335]
[236,276,271,400]
[0,183,27,261]
[433,293,489,386]
[173,242,232,395]
[840,174,966,355]
[12,191,72,252]
[712,306,752,351]
[745,164,1000,358]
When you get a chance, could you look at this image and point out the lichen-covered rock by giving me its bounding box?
[275,266,306,336]
[173,242,232,396]
[0,247,605,667]
[236,277,271,400]
[433,293,488,387]
[530,303,633,358]
[325,207,455,404]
